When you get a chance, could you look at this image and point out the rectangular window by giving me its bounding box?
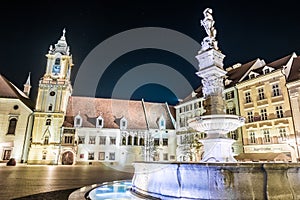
[185,105,190,112]
[180,117,185,127]
[180,107,185,113]
[264,68,270,74]
[99,136,106,145]
[3,150,11,160]
[163,138,168,146]
[7,118,17,134]
[247,111,254,123]
[245,92,251,103]
[109,152,115,160]
[229,130,238,140]
[260,109,268,120]
[279,128,287,141]
[154,138,160,146]
[276,106,284,118]
[272,84,280,96]
[98,152,105,160]
[75,118,80,126]
[80,154,84,159]
[250,132,256,144]
[88,152,94,160]
[64,136,73,144]
[258,88,265,100]
[110,137,116,145]
[227,107,236,115]
[44,136,49,145]
[194,102,199,109]
[89,136,96,144]
[264,130,271,143]
[163,153,168,161]
[98,119,103,126]
[78,136,85,144]
[226,91,234,100]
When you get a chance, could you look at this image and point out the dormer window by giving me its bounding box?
[74,113,82,128]
[249,71,259,79]
[96,116,104,128]
[262,66,274,75]
[120,117,127,130]
[158,115,166,130]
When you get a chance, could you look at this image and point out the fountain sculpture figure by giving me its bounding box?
[188,8,245,162]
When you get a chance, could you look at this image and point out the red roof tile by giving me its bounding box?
[64,96,175,130]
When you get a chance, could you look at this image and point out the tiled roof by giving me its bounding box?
[0,74,34,109]
[225,59,258,87]
[266,53,294,69]
[63,96,175,130]
[287,56,300,83]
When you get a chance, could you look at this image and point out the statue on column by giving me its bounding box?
[199,8,219,53]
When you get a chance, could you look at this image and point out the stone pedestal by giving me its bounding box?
[200,138,236,162]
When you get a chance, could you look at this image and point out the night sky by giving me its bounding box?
[0,1,299,105]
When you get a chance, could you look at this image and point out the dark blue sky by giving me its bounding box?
[0,1,299,105]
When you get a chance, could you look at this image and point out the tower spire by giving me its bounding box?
[23,72,31,97]
[48,28,69,55]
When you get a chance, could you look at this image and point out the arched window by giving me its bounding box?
[122,136,126,145]
[134,136,138,145]
[46,119,51,126]
[44,136,49,145]
[127,135,132,145]
[55,58,60,65]
[139,138,144,146]
[7,118,17,134]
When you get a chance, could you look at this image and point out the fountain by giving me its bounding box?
[130,8,300,200]
[70,8,300,200]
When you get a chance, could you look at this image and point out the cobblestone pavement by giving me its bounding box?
[0,163,134,200]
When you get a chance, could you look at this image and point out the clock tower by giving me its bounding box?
[27,29,74,164]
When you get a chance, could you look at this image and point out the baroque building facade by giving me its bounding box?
[235,53,298,161]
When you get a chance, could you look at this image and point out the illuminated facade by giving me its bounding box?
[27,29,74,164]
[236,53,298,161]
[0,74,33,163]
[63,97,176,165]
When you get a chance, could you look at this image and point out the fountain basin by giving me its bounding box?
[188,114,245,137]
[131,162,300,200]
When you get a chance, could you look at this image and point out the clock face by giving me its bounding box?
[52,65,61,74]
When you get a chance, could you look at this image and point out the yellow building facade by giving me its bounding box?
[236,53,298,161]
[27,29,74,164]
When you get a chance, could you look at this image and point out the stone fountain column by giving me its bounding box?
[188,8,244,162]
